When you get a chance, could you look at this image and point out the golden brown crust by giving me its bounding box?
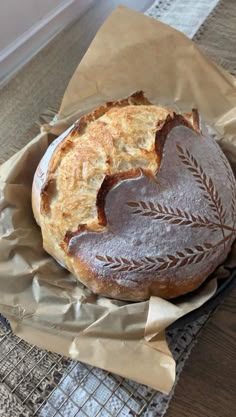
[40,179,56,215]
[96,168,144,226]
[32,92,234,301]
[62,252,215,301]
[51,90,152,174]
[72,90,152,136]
[41,91,153,217]
[96,113,200,228]
[192,108,200,133]
[154,113,197,166]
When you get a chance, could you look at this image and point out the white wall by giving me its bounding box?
[0,0,94,86]
[0,0,66,51]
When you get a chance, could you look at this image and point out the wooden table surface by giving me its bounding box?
[1,1,235,416]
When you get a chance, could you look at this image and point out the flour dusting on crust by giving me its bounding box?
[32,92,236,300]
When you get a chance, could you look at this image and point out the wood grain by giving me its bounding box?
[166,286,236,417]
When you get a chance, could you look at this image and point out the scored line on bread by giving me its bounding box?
[32,91,236,300]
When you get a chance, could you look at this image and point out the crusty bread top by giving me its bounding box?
[39,92,197,248]
[32,91,236,301]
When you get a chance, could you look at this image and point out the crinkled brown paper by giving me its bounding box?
[0,6,236,393]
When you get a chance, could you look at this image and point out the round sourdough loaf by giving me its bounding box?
[32,91,236,301]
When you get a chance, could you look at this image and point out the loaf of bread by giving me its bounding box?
[32,91,236,301]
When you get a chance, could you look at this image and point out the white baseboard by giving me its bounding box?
[0,0,94,87]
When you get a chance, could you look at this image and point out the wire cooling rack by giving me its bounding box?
[0,276,234,417]
[0,311,215,417]
[0,319,157,417]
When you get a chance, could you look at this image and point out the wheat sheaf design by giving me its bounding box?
[96,243,214,273]
[177,144,228,235]
[126,201,220,231]
[96,144,236,273]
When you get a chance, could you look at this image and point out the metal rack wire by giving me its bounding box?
[0,281,222,417]
[0,320,156,417]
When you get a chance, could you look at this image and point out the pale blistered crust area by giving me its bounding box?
[33,92,236,300]
[38,92,173,266]
[41,106,172,237]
